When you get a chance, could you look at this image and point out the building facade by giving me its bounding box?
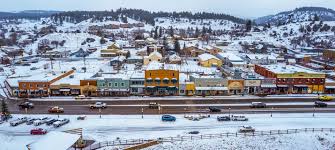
[144,69,179,96]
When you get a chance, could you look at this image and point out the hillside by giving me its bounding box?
[255,7,335,25]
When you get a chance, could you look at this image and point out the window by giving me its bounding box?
[149,59,151,61]
[180,90,185,93]
[114,83,118,87]
[22,83,26,87]
[121,82,125,87]
[158,59,161,61]
[102,83,105,87]
[108,83,112,87]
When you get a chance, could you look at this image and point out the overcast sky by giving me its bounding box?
[1,0,335,18]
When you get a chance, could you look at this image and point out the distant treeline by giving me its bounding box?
[0,11,60,20]
[51,8,246,25]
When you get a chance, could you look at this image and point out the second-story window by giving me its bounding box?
[114,83,118,87]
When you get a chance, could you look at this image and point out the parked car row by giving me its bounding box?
[10,117,28,126]
[217,115,249,122]
[8,116,70,128]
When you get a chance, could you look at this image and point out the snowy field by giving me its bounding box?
[1,113,335,150]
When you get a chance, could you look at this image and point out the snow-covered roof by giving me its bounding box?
[28,131,81,150]
[169,54,181,61]
[246,54,276,60]
[217,52,243,62]
[148,50,162,58]
[111,56,126,62]
[51,72,94,85]
[260,64,323,74]
[198,53,219,61]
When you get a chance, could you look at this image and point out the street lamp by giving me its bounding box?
[313,107,315,117]
[229,107,231,117]
[141,107,144,119]
[271,107,273,117]
[99,108,102,118]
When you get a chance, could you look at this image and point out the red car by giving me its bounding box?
[30,128,47,135]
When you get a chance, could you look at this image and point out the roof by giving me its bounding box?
[148,50,162,58]
[28,131,80,150]
[217,52,243,62]
[51,72,94,85]
[169,54,181,61]
[259,64,322,74]
[198,53,219,61]
[246,54,276,60]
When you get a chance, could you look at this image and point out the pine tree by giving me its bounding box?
[1,100,10,121]
[154,26,159,39]
[245,20,252,32]
[174,40,181,54]
[169,26,174,37]
[159,27,163,37]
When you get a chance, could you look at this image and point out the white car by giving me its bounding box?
[239,126,255,133]
[75,95,91,100]
[89,102,107,109]
[232,115,248,121]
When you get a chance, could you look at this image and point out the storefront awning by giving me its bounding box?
[172,78,178,81]
[260,84,277,88]
[59,89,71,92]
[277,85,288,88]
[155,78,161,81]
[163,78,169,81]
[325,86,335,89]
[294,85,308,88]
[196,87,228,91]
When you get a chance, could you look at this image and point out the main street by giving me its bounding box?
[6,96,335,115]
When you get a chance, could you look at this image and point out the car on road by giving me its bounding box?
[46,119,58,126]
[209,107,221,112]
[314,101,328,108]
[30,128,47,135]
[231,115,248,121]
[53,118,70,128]
[89,102,107,109]
[319,95,334,101]
[162,115,176,122]
[217,116,231,121]
[10,117,28,126]
[30,128,48,135]
[239,126,255,133]
[18,102,34,109]
[48,106,64,113]
[188,131,200,134]
[250,102,266,108]
[77,116,86,120]
[149,102,159,109]
[75,95,91,100]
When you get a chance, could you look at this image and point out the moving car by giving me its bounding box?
[162,115,176,122]
[53,118,70,128]
[319,96,334,101]
[209,107,221,112]
[89,102,107,109]
[250,102,266,108]
[239,126,255,133]
[231,115,248,121]
[217,116,231,121]
[18,102,34,109]
[149,102,159,109]
[30,128,47,135]
[314,101,328,108]
[48,106,64,113]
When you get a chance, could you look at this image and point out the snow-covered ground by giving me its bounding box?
[1,113,335,150]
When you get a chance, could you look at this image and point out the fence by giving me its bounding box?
[85,128,335,150]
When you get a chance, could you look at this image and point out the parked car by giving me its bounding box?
[231,115,248,121]
[188,131,200,134]
[30,128,47,135]
[149,102,159,109]
[77,116,86,120]
[33,117,50,126]
[314,101,328,108]
[46,119,58,126]
[250,102,266,108]
[26,118,38,125]
[162,115,176,122]
[209,107,221,112]
[10,117,28,126]
[18,102,34,109]
[89,102,107,109]
[75,95,91,100]
[239,126,255,133]
[48,106,64,113]
[53,119,70,128]
[217,116,231,121]
[319,96,334,101]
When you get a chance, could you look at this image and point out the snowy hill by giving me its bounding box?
[256,7,335,25]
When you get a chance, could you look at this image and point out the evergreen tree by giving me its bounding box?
[169,26,174,37]
[174,40,181,54]
[1,100,10,121]
[245,20,252,32]
[154,26,159,39]
[314,14,320,22]
[195,27,200,38]
[159,27,163,37]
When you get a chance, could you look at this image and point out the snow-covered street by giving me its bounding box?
[1,113,335,150]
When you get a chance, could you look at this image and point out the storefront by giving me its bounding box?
[228,80,244,95]
[244,79,261,95]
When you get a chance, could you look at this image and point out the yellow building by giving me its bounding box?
[144,63,179,96]
[101,43,129,57]
[143,51,162,65]
[179,82,195,96]
[198,53,222,67]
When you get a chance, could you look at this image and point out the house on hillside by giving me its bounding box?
[198,53,222,67]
